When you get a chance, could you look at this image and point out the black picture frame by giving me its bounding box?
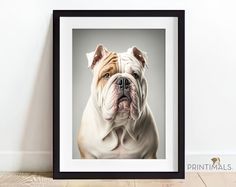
[53,10,185,179]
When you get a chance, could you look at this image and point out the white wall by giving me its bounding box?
[0,0,236,171]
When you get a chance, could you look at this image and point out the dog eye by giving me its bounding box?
[132,72,140,79]
[103,73,110,79]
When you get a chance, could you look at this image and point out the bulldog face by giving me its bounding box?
[87,45,148,122]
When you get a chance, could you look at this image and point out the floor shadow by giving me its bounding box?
[20,16,53,172]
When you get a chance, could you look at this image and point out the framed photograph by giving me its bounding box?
[53,10,185,179]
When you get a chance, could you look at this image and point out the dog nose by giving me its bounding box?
[116,77,130,89]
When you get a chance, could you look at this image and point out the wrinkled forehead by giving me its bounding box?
[94,52,143,74]
[118,52,144,73]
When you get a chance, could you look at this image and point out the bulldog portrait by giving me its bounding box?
[77,45,159,159]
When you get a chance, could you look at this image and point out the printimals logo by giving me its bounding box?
[211,157,220,166]
[187,157,233,171]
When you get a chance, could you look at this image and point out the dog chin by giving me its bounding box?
[117,100,130,112]
[102,100,131,122]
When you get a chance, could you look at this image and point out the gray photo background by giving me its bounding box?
[72,29,165,159]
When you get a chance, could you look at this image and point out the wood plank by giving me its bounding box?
[222,172,236,186]
[135,173,205,187]
[184,173,206,187]
[0,172,235,186]
[135,180,183,187]
[0,172,67,187]
[199,172,236,187]
[67,180,134,187]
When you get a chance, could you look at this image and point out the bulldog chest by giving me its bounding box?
[95,126,146,159]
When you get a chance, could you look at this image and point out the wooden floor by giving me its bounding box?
[0,172,235,186]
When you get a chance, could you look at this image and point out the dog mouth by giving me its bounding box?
[118,95,130,103]
[116,94,131,113]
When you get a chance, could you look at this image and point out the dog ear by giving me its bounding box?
[86,44,108,69]
[128,46,147,67]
